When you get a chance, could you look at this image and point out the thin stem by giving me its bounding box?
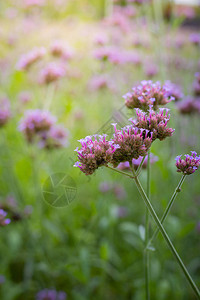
[136,156,145,177]
[147,174,186,248]
[106,165,134,179]
[145,152,151,300]
[133,174,200,299]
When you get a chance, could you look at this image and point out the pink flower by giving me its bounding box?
[123,80,174,111]
[50,40,74,60]
[38,62,66,84]
[118,153,158,171]
[131,106,175,141]
[16,47,46,71]
[0,209,10,226]
[19,109,56,142]
[175,152,200,175]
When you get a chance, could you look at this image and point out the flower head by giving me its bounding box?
[74,135,120,175]
[123,80,174,111]
[176,96,200,115]
[110,123,152,167]
[19,109,56,143]
[164,80,183,101]
[16,47,46,71]
[130,106,175,141]
[39,62,66,84]
[175,152,200,175]
[38,125,69,149]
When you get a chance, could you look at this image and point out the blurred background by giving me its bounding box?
[0,0,200,299]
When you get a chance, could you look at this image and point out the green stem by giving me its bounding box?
[132,171,200,299]
[136,156,145,177]
[145,153,150,300]
[106,165,134,179]
[147,174,186,248]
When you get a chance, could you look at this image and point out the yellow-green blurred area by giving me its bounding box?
[0,1,200,299]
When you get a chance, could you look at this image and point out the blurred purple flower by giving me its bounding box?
[176,96,200,115]
[39,125,69,149]
[164,80,183,101]
[18,91,32,104]
[36,289,67,300]
[16,47,46,71]
[88,75,113,91]
[189,33,200,46]
[19,109,56,143]
[50,40,74,60]
[39,62,66,84]
[144,64,159,78]
[118,153,158,171]
[0,209,11,226]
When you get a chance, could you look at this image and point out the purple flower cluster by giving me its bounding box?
[0,209,10,226]
[176,96,200,115]
[19,109,69,149]
[0,98,10,127]
[16,47,46,71]
[123,80,174,111]
[164,80,183,101]
[189,33,200,46]
[130,106,175,141]
[36,289,66,300]
[39,62,66,84]
[88,75,113,91]
[175,152,200,175]
[118,153,158,171]
[74,135,120,175]
[110,123,152,167]
[93,47,141,65]
[50,40,73,60]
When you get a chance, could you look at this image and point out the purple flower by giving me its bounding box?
[19,109,56,143]
[39,62,66,84]
[110,123,152,167]
[144,64,159,78]
[38,125,69,149]
[176,96,200,115]
[88,75,113,91]
[189,33,200,46]
[118,153,158,171]
[99,181,112,193]
[175,151,200,175]
[164,80,183,101]
[74,135,120,175]
[131,106,175,141]
[36,289,67,300]
[18,91,32,104]
[124,80,174,111]
[0,209,11,226]
[0,98,10,127]
[16,47,46,71]
[50,40,74,60]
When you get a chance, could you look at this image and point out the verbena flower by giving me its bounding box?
[130,106,175,141]
[36,289,66,300]
[123,80,174,111]
[39,62,66,84]
[193,72,200,96]
[88,75,113,91]
[176,96,200,115]
[74,135,120,175]
[175,152,200,175]
[164,80,183,101]
[110,123,152,167]
[50,40,73,60]
[19,109,56,143]
[0,98,11,127]
[16,47,46,70]
[0,209,10,226]
[39,125,69,149]
[189,33,200,46]
[118,153,158,171]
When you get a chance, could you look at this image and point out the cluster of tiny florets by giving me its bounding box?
[39,62,66,84]
[130,106,175,141]
[16,47,46,71]
[74,135,120,175]
[123,80,174,111]
[36,289,67,300]
[110,123,152,167]
[175,151,200,175]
